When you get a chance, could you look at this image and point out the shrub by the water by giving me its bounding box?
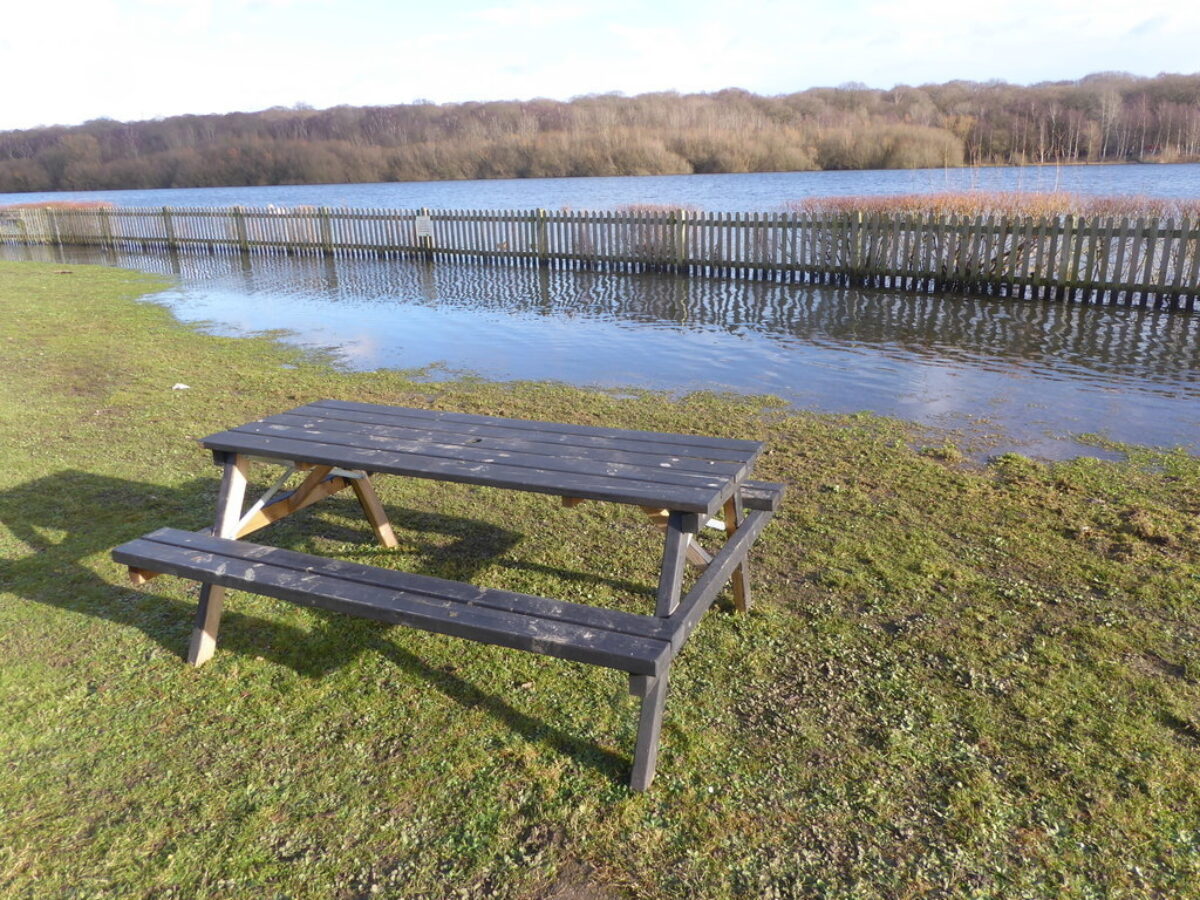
[788,191,1200,219]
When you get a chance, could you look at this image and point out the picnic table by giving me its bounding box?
[113,400,782,789]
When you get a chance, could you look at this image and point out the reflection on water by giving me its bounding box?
[5,242,1197,458]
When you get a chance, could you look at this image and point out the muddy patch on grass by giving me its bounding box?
[538,858,631,900]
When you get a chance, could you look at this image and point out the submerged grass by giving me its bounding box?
[1,261,1198,898]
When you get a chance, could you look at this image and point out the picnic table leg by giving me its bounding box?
[187,453,249,667]
[629,671,670,791]
[349,472,399,549]
[723,493,752,612]
[656,511,699,617]
[641,506,711,567]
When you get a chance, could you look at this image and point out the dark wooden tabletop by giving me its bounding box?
[200,399,763,516]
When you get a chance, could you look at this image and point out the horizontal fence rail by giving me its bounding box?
[1,205,1197,309]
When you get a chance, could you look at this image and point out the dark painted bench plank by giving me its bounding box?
[310,399,764,456]
[200,431,729,515]
[153,527,674,642]
[741,481,786,512]
[261,412,750,478]
[114,533,670,675]
[283,406,761,466]
[231,421,744,492]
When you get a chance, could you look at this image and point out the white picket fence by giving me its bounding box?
[2,205,1197,308]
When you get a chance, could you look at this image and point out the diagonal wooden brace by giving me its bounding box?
[349,471,399,548]
[235,465,343,536]
[723,493,751,612]
[641,506,711,567]
[127,465,354,585]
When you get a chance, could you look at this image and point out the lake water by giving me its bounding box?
[6,239,1196,460]
[3,163,1200,212]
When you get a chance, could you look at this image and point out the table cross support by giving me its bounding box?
[182,454,399,665]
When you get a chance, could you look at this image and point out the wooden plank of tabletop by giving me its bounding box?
[259,411,751,477]
[283,402,761,465]
[200,430,731,514]
[308,399,763,457]
[229,421,745,490]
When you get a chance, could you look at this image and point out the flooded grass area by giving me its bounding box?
[5,241,1196,460]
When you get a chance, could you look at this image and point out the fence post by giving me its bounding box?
[162,207,177,250]
[846,211,856,283]
[1064,213,1083,301]
[100,208,114,248]
[675,209,688,273]
[536,208,548,267]
[48,208,61,247]
[233,206,249,253]
[318,207,333,256]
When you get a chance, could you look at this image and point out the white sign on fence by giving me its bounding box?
[414,215,433,239]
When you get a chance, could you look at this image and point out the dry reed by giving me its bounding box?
[0,201,114,210]
[787,192,1200,219]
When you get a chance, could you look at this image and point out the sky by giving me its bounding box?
[3,0,1199,131]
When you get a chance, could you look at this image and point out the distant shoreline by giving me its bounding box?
[3,157,1200,200]
[4,73,1198,194]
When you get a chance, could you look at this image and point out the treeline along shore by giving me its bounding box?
[2,72,1199,193]
[5,194,1198,310]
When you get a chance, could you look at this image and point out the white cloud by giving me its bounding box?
[1,0,1198,130]
[475,2,589,27]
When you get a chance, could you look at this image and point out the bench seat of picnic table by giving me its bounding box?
[740,480,785,512]
[114,527,675,676]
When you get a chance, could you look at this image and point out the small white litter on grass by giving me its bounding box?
[172,383,190,390]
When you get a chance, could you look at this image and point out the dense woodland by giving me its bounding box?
[2,72,1199,193]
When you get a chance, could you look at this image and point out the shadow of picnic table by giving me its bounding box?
[0,469,628,779]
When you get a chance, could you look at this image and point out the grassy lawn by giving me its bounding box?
[1,259,1198,898]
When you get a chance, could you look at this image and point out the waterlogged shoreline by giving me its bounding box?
[5,243,1196,461]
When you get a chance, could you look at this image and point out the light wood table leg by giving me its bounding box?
[349,472,399,549]
[187,453,249,667]
[723,494,751,612]
[131,465,353,585]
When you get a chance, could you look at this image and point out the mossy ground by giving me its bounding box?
[1,261,1198,898]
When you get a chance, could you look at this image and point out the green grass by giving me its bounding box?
[1,260,1198,898]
